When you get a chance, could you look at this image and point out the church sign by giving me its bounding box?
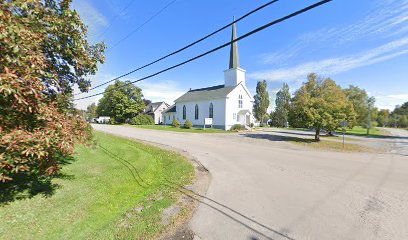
[204,118,213,129]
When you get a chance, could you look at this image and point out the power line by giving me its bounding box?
[75,0,281,96]
[74,0,333,101]
[107,0,178,53]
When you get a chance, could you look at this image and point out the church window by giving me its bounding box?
[183,105,186,120]
[233,113,237,120]
[238,94,243,108]
[209,103,214,118]
[195,104,199,120]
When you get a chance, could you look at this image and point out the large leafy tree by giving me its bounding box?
[392,102,408,128]
[343,85,369,126]
[253,80,270,125]
[289,73,356,141]
[97,80,145,123]
[377,109,390,127]
[270,83,290,127]
[0,0,104,182]
[85,103,97,121]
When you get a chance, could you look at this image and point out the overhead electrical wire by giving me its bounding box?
[74,0,333,101]
[107,0,178,53]
[75,0,280,96]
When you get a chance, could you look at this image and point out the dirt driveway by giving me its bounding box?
[93,124,408,240]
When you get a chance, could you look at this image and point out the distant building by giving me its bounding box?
[164,22,255,130]
[162,105,177,125]
[144,101,170,124]
[94,116,110,124]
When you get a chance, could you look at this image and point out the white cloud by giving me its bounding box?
[72,0,108,35]
[249,37,408,82]
[375,94,408,110]
[261,0,408,65]
[74,76,186,109]
[134,80,186,105]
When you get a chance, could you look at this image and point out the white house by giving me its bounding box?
[94,116,111,124]
[144,101,170,124]
[164,22,255,130]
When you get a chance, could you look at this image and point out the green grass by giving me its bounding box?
[0,132,194,239]
[344,126,387,137]
[278,126,388,137]
[290,138,373,152]
[129,124,229,133]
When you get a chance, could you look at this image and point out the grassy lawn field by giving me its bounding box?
[0,132,194,239]
[291,138,373,152]
[129,124,228,133]
[280,126,388,137]
[344,126,387,137]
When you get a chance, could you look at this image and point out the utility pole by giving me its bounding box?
[367,99,371,135]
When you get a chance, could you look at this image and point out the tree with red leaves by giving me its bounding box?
[0,0,105,182]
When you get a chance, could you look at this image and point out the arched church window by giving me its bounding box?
[209,103,214,118]
[195,104,199,120]
[183,105,186,120]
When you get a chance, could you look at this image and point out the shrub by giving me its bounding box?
[0,1,103,182]
[130,114,154,125]
[184,120,193,129]
[172,119,180,128]
[230,124,243,131]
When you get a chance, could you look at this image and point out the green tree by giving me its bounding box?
[376,109,390,127]
[344,85,368,126]
[364,97,377,134]
[0,0,104,182]
[130,114,154,125]
[392,102,408,128]
[253,80,270,125]
[398,115,408,128]
[270,83,290,127]
[289,73,356,141]
[96,80,145,123]
[86,103,97,121]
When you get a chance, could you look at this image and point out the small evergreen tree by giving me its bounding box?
[253,80,270,125]
[271,83,291,127]
[172,119,180,128]
[184,120,193,129]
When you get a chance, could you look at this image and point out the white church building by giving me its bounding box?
[164,22,255,130]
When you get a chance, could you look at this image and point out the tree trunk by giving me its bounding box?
[315,128,320,141]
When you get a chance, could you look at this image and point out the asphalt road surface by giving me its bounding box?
[93,125,408,240]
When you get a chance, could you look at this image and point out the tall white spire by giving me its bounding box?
[224,18,246,87]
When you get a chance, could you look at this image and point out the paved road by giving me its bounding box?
[93,125,408,240]
[383,128,408,156]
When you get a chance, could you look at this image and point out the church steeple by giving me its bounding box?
[224,19,246,87]
[229,18,240,69]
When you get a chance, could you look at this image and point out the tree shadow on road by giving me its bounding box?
[98,144,295,240]
[242,133,316,143]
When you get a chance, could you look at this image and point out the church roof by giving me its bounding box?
[145,101,169,113]
[229,19,240,69]
[163,104,176,113]
[174,84,236,103]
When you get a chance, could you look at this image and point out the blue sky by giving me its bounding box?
[72,0,408,110]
